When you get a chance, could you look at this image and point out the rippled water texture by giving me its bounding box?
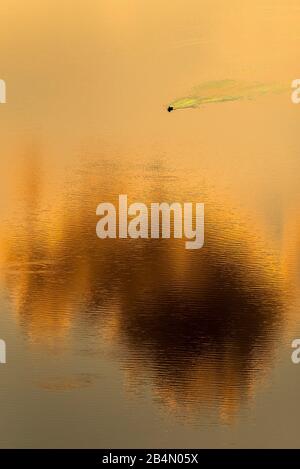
[0,0,300,448]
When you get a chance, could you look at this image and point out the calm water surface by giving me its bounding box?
[0,0,300,448]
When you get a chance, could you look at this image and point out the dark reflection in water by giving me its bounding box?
[2,152,286,422]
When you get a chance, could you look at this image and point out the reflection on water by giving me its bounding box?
[0,151,288,422]
[1,0,300,448]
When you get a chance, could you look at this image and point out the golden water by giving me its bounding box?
[0,0,300,448]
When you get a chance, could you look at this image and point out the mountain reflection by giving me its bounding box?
[1,153,286,421]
